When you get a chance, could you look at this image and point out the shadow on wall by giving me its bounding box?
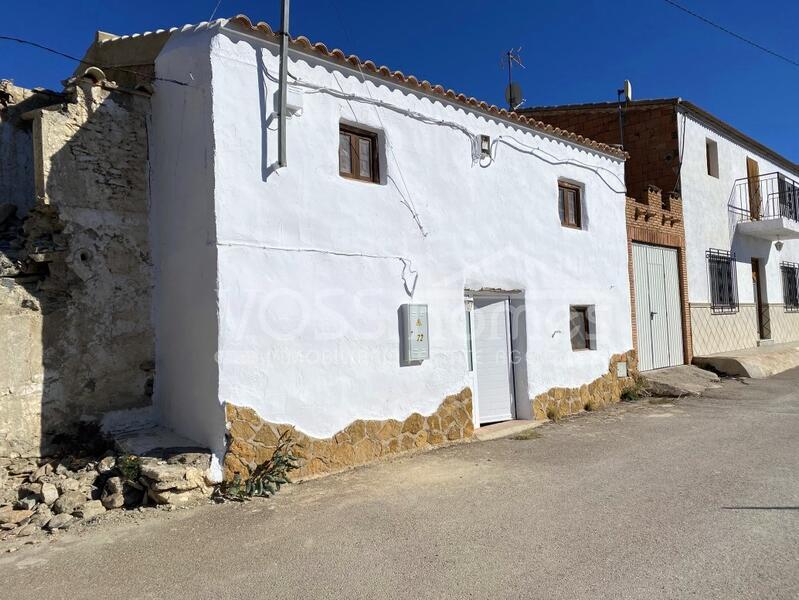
[1,81,155,457]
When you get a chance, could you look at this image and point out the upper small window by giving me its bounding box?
[781,262,799,312]
[570,305,596,351]
[339,125,378,183]
[706,139,719,178]
[558,182,582,229]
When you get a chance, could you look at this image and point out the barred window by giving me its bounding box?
[707,249,738,313]
[781,262,799,312]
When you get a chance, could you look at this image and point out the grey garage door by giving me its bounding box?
[632,243,684,371]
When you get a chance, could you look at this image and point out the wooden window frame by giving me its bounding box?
[339,124,379,183]
[570,305,594,351]
[558,182,583,229]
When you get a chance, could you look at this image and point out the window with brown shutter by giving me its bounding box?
[339,125,379,183]
[558,182,582,228]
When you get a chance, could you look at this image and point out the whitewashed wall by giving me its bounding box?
[208,27,631,442]
[679,109,799,353]
[150,29,226,471]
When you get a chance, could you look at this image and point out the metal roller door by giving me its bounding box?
[632,243,684,371]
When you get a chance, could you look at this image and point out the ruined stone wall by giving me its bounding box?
[0,81,52,217]
[0,81,154,457]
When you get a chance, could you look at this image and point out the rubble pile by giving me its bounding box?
[0,452,212,542]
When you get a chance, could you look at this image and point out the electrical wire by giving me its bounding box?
[208,0,224,22]
[216,240,419,297]
[0,35,190,86]
[326,1,429,239]
[259,66,626,193]
[663,0,799,68]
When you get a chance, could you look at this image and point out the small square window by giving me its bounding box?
[559,182,582,229]
[570,305,595,351]
[339,125,379,183]
[706,139,719,178]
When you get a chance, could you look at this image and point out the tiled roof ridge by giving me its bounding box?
[99,15,627,160]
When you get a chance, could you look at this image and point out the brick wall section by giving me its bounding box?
[625,186,692,364]
[523,104,681,201]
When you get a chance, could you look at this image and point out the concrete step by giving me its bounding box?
[473,420,543,441]
[693,342,799,379]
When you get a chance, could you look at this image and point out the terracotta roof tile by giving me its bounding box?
[98,15,627,160]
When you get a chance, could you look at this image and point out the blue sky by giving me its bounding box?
[2,0,798,159]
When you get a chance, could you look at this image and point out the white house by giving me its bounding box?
[84,16,635,480]
[678,103,799,356]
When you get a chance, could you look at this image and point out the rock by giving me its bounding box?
[57,478,80,494]
[74,500,105,521]
[139,462,188,483]
[147,488,207,506]
[30,505,52,527]
[100,477,142,509]
[9,462,35,476]
[0,510,33,525]
[46,514,73,530]
[52,491,87,515]
[97,456,116,474]
[31,463,53,481]
[17,482,42,499]
[1,523,17,531]
[16,524,37,537]
[14,497,37,511]
[643,365,721,397]
[40,482,59,505]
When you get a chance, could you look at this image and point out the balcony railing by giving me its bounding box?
[729,172,799,222]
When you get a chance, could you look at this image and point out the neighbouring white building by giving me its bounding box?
[678,103,799,356]
[75,15,636,479]
[526,98,799,373]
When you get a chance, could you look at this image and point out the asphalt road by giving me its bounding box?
[3,370,799,599]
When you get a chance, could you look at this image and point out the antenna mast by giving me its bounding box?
[502,47,525,110]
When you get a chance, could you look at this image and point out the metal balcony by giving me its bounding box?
[729,172,799,240]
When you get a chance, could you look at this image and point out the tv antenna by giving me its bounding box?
[502,47,525,110]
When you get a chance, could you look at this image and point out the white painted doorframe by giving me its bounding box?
[465,291,524,427]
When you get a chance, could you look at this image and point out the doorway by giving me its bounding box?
[751,258,770,340]
[465,292,528,425]
[632,243,685,371]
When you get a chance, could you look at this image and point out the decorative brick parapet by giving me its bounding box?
[223,389,474,481]
[531,351,638,420]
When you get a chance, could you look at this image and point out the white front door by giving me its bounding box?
[633,243,684,371]
[472,297,515,424]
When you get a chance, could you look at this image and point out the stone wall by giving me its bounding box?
[0,81,57,217]
[223,389,474,481]
[531,351,638,420]
[0,79,154,457]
